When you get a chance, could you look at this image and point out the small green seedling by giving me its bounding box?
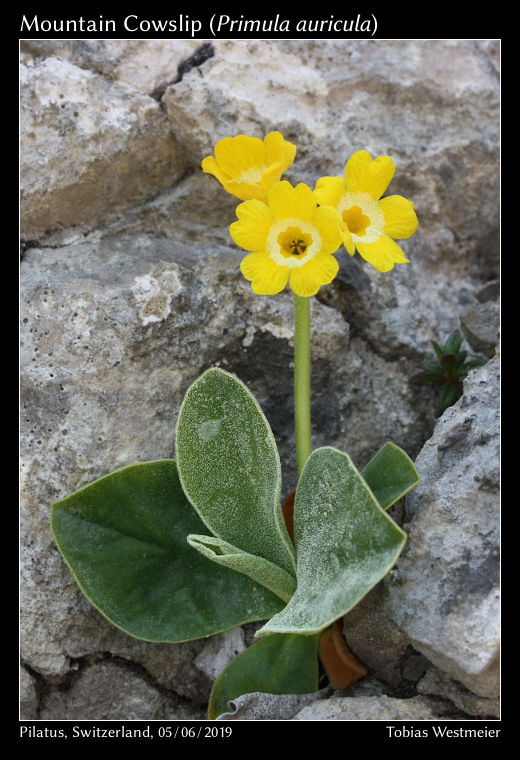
[415,330,485,414]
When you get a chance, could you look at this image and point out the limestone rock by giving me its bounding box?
[417,667,500,718]
[194,628,246,682]
[460,300,500,358]
[216,690,329,721]
[342,585,411,690]
[20,56,186,239]
[39,659,204,720]
[388,357,500,698]
[292,695,443,720]
[20,666,39,719]
[20,39,209,95]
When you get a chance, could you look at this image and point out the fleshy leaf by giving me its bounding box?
[51,460,283,642]
[256,447,407,637]
[208,633,320,720]
[361,442,420,510]
[176,368,295,575]
[187,534,296,603]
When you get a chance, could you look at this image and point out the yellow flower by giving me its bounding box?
[230,181,342,297]
[314,150,418,273]
[201,132,296,202]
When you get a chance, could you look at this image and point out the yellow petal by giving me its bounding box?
[240,251,289,295]
[345,150,395,200]
[356,235,410,273]
[341,224,356,255]
[201,155,228,183]
[289,255,339,297]
[225,179,268,201]
[314,176,346,208]
[312,204,342,254]
[214,135,265,176]
[230,200,273,250]
[260,162,284,189]
[263,131,296,172]
[378,195,419,239]
[268,181,317,221]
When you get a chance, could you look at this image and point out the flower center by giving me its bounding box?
[236,165,267,184]
[277,227,313,259]
[342,205,371,237]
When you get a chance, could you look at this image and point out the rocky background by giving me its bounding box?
[20,39,500,721]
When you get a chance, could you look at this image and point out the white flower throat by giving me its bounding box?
[339,191,384,242]
[267,218,322,268]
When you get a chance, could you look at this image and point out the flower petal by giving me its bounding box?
[225,180,268,202]
[260,162,284,189]
[240,251,289,295]
[201,155,228,183]
[214,135,265,176]
[268,181,317,221]
[346,150,395,200]
[378,195,419,239]
[312,205,342,255]
[230,200,274,250]
[313,176,346,208]
[356,235,410,273]
[289,255,339,297]
[263,131,296,172]
[341,224,356,255]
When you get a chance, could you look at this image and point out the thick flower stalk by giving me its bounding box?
[201,131,297,202]
[314,149,418,272]
[231,180,342,298]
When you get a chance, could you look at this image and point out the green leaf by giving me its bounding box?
[431,340,444,360]
[187,534,296,603]
[176,368,295,576]
[361,442,420,510]
[256,447,407,637]
[444,330,463,354]
[438,384,458,412]
[423,362,446,376]
[208,633,320,720]
[51,460,284,643]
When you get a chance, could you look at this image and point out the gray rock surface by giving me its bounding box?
[460,300,500,358]
[417,667,500,718]
[389,356,500,698]
[20,39,499,720]
[39,659,205,720]
[20,666,39,720]
[292,695,446,721]
[20,56,186,239]
[216,689,329,721]
[194,627,246,682]
[20,39,207,95]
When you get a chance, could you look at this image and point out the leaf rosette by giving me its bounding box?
[51,368,419,717]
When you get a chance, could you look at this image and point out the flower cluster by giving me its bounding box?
[202,132,418,297]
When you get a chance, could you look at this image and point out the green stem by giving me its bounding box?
[293,294,312,477]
